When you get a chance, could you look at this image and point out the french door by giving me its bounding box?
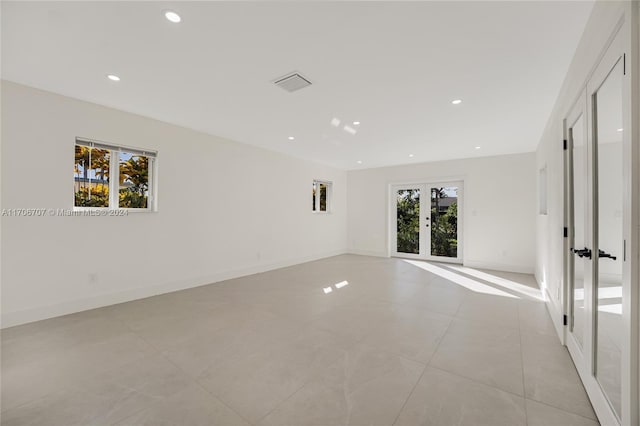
[565,26,637,426]
[390,181,463,263]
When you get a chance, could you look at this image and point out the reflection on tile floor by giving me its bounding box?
[1,255,599,425]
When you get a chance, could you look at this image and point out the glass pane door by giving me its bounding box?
[594,58,624,419]
[392,182,462,262]
[395,187,423,255]
[429,186,459,259]
[569,113,587,349]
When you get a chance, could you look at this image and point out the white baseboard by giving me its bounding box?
[1,249,347,329]
[462,260,534,274]
[346,249,388,258]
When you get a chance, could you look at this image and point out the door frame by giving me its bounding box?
[388,179,464,264]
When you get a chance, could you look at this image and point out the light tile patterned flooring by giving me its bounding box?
[1,255,599,425]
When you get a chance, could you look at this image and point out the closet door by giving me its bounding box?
[564,25,637,426]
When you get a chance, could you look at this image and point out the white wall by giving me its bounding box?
[347,153,537,273]
[0,81,348,327]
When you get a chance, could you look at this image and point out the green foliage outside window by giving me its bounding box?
[74,146,110,208]
[74,184,109,207]
[319,184,327,211]
[431,201,458,257]
[396,189,420,254]
[396,187,458,257]
[119,155,149,208]
[74,145,150,209]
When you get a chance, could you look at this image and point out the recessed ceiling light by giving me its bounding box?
[451,99,462,105]
[288,136,295,140]
[107,74,120,81]
[409,154,414,158]
[475,146,481,150]
[357,160,362,164]
[331,117,341,127]
[353,121,360,125]
[617,128,624,132]
[165,10,181,23]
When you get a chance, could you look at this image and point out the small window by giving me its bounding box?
[74,138,157,211]
[312,180,332,213]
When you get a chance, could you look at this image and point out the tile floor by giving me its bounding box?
[0,255,599,425]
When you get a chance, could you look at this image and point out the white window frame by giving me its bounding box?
[312,180,332,213]
[73,137,158,212]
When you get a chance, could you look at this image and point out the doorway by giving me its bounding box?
[390,181,463,263]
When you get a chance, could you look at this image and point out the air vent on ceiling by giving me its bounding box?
[273,72,312,92]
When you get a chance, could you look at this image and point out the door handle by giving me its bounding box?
[570,247,592,259]
[598,249,617,260]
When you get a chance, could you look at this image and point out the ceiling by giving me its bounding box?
[2,1,594,170]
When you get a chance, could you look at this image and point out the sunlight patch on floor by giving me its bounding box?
[447,265,544,301]
[403,260,519,299]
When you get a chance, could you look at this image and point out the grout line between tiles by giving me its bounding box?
[402,289,525,396]
[517,299,530,426]
[421,295,527,403]
[111,313,256,426]
[516,311,599,421]
[251,350,347,425]
[390,298,458,426]
[427,365,526,400]
[1,314,158,416]
[523,397,601,424]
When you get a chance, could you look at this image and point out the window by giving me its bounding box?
[312,180,332,213]
[74,138,157,210]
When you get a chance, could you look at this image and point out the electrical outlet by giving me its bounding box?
[89,273,98,284]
